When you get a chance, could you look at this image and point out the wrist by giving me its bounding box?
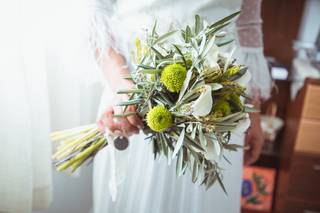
[113,79,134,102]
[248,96,262,110]
[249,111,261,123]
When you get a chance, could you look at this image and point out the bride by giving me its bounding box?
[90,0,271,212]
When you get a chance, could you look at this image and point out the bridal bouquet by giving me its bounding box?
[52,11,255,191]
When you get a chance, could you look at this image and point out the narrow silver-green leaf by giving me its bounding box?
[217,175,228,195]
[198,126,207,147]
[216,38,234,47]
[138,64,155,69]
[207,22,231,38]
[186,123,193,133]
[176,149,184,177]
[153,30,178,45]
[172,128,185,159]
[199,34,207,56]
[151,20,157,37]
[206,173,217,190]
[228,66,248,81]
[213,111,245,123]
[192,159,199,183]
[195,14,202,35]
[209,11,241,29]
[185,26,192,42]
[117,89,144,94]
[223,155,232,165]
[151,47,165,59]
[191,124,197,140]
[186,137,205,152]
[167,148,172,165]
[178,68,193,102]
[173,44,187,67]
[223,143,243,151]
[190,38,199,52]
[140,69,162,74]
[123,76,134,81]
[201,36,215,58]
[116,99,141,106]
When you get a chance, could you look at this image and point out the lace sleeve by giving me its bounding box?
[236,0,272,100]
[89,0,119,61]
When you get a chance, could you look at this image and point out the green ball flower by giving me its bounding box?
[229,93,243,110]
[211,100,231,119]
[222,93,243,112]
[146,105,173,132]
[160,64,187,93]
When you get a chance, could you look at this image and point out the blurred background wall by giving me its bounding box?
[299,0,320,44]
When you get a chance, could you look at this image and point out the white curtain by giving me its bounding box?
[0,0,52,212]
[0,0,102,212]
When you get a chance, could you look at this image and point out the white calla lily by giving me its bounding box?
[232,114,251,134]
[191,85,213,117]
[235,70,252,86]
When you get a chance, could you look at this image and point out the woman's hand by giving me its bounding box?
[244,112,264,165]
[98,105,143,137]
[97,48,144,137]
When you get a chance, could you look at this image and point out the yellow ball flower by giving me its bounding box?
[146,105,173,132]
[160,64,187,93]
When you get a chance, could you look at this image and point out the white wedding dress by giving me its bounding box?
[89,0,271,213]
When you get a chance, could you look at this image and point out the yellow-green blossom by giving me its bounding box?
[160,63,187,92]
[229,93,243,110]
[211,100,231,119]
[135,38,142,63]
[146,105,173,132]
[225,65,240,77]
[222,93,243,111]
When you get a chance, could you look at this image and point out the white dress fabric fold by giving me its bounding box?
[95,87,244,213]
[94,132,244,213]
[91,0,270,212]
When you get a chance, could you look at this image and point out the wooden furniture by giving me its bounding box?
[242,80,290,213]
[261,0,306,68]
[243,0,307,211]
[275,79,320,213]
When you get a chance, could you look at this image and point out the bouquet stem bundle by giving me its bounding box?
[51,124,106,172]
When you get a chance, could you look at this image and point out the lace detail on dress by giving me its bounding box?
[89,0,119,61]
[236,0,272,100]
